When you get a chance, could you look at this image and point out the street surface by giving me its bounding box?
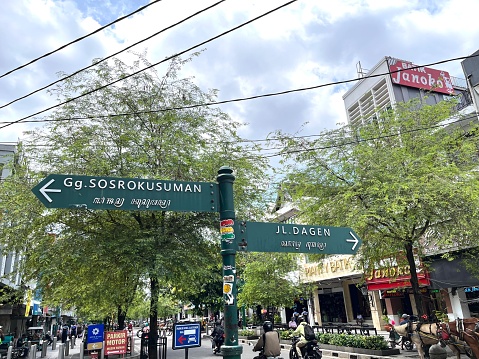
[35,328,458,359]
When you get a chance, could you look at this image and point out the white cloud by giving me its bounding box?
[0,0,477,148]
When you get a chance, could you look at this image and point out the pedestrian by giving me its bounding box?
[301,307,308,320]
[289,317,297,329]
[293,310,299,324]
[70,324,77,340]
[61,324,69,343]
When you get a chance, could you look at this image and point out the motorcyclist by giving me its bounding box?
[253,321,281,359]
[292,316,313,359]
[211,320,225,354]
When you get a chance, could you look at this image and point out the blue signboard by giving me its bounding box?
[87,324,104,344]
[172,323,201,350]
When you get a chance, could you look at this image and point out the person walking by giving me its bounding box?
[61,324,69,343]
[70,324,77,340]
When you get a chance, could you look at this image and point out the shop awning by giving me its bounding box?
[428,256,479,289]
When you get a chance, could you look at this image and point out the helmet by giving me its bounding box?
[402,314,409,319]
[263,321,273,332]
[298,316,305,323]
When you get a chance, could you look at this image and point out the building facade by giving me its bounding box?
[340,55,478,326]
[286,55,478,330]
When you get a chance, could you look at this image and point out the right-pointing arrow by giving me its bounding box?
[346,231,359,251]
[39,179,61,203]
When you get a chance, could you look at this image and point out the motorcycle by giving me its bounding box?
[388,326,413,350]
[211,332,225,355]
[290,336,322,359]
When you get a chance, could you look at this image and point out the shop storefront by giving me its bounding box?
[428,252,479,319]
[302,255,366,325]
[365,261,432,324]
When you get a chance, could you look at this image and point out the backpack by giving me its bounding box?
[303,324,315,341]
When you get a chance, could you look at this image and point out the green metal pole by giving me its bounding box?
[241,305,246,330]
[217,166,242,359]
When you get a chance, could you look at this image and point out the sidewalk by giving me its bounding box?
[239,329,459,359]
[37,338,140,359]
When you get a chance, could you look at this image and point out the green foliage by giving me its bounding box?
[0,52,271,326]
[239,329,255,337]
[279,329,294,340]
[277,98,479,315]
[237,252,302,309]
[318,333,388,350]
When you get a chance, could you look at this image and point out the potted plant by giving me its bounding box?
[382,314,392,331]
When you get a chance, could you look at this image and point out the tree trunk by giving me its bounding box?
[118,305,126,330]
[404,240,424,316]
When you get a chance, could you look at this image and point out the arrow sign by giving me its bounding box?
[39,178,61,203]
[32,174,219,212]
[172,323,201,350]
[234,221,362,254]
[346,231,359,251]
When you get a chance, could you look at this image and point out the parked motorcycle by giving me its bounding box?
[388,326,413,350]
[289,336,322,359]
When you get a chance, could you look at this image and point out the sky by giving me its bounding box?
[1,0,479,158]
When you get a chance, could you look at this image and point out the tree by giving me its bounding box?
[0,51,270,357]
[276,98,479,316]
[237,252,301,323]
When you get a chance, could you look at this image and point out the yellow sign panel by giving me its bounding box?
[223,283,232,294]
[88,342,103,350]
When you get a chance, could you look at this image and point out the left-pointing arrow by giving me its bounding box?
[39,179,61,203]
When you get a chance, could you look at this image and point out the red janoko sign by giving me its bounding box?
[388,57,455,95]
[365,263,430,291]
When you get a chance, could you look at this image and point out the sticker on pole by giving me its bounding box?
[172,323,201,350]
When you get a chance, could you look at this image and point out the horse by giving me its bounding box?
[395,322,462,359]
[440,319,479,359]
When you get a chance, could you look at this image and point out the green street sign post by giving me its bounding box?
[234,221,361,254]
[217,167,242,359]
[31,174,219,212]
[32,169,362,359]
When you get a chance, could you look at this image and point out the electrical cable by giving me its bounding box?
[16,112,479,159]
[257,113,479,159]
[3,52,478,129]
[0,0,227,110]
[0,0,297,130]
[0,0,163,79]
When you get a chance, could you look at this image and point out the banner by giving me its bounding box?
[24,290,32,317]
[104,330,127,355]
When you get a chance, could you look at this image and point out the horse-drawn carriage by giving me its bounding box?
[390,318,479,359]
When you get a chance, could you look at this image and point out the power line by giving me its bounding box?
[258,113,479,159]
[0,0,163,80]
[4,52,478,129]
[0,0,227,110]
[17,113,479,156]
[0,0,297,130]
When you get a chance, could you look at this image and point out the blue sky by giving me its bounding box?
[1,0,478,152]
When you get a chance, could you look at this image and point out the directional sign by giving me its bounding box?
[172,323,201,350]
[235,221,362,254]
[87,324,104,350]
[32,174,219,212]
